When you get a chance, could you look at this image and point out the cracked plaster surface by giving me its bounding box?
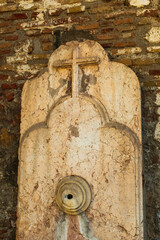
[17,40,143,240]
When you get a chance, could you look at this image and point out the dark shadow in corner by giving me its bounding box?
[54,27,94,49]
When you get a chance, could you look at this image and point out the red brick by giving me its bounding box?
[1,83,11,89]
[5,35,18,41]
[6,92,14,102]
[0,21,12,28]
[17,23,23,29]
[115,58,132,66]
[0,43,12,49]
[49,9,63,16]
[0,74,9,80]
[100,42,113,48]
[138,9,158,17]
[96,34,118,40]
[99,20,113,27]
[149,70,160,75]
[0,234,5,238]
[31,12,39,19]
[52,18,68,25]
[42,37,52,43]
[11,83,18,89]
[75,23,99,30]
[1,83,18,89]
[114,17,134,25]
[133,58,153,66]
[101,28,113,34]
[42,42,53,51]
[114,41,136,48]
[0,49,11,55]
[70,16,91,24]
[0,104,4,112]
[0,230,7,234]
[19,83,24,89]
[42,28,53,34]
[11,13,28,20]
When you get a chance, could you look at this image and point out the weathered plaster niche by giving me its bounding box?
[17,40,143,240]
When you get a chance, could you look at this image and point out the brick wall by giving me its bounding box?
[0,0,160,239]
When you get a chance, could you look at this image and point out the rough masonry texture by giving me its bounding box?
[17,40,143,240]
[0,0,160,239]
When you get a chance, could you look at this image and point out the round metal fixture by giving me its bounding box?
[55,175,92,215]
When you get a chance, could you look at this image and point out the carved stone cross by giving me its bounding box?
[52,47,100,98]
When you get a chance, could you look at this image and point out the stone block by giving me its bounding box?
[145,27,160,43]
[110,47,142,56]
[0,4,17,12]
[104,9,136,19]
[122,32,134,39]
[129,0,150,7]
[67,6,85,14]
[147,46,160,53]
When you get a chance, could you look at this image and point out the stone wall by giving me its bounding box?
[0,0,159,239]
